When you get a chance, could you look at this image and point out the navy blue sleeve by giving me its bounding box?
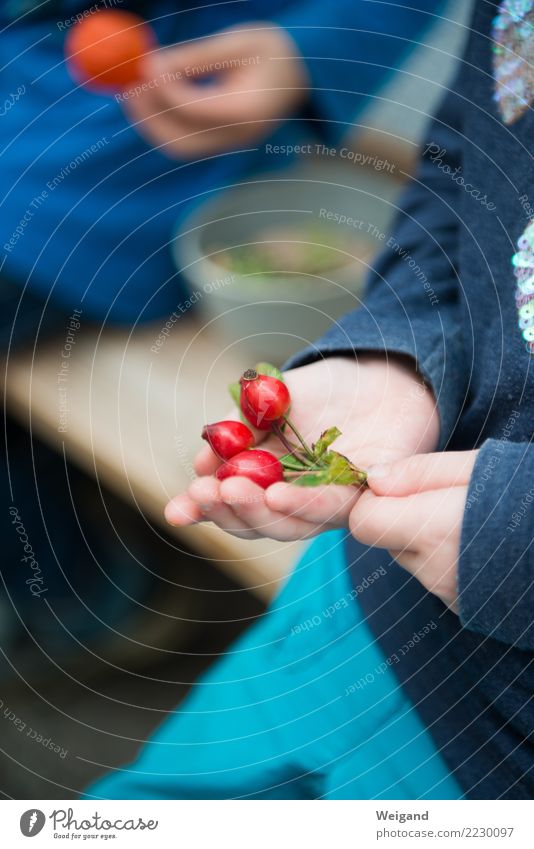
[286,88,467,449]
[274,0,446,140]
[460,439,534,650]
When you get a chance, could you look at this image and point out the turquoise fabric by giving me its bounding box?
[85,531,462,800]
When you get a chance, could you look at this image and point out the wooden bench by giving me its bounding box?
[4,317,303,602]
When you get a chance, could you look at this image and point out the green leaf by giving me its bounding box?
[291,471,331,487]
[228,381,250,425]
[228,381,240,408]
[280,454,309,471]
[313,426,341,458]
[324,451,367,486]
[254,362,284,381]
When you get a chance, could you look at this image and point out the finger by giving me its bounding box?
[149,28,255,79]
[194,444,222,477]
[349,489,424,551]
[187,476,260,538]
[351,486,467,552]
[164,493,204,526]
[143,39,264,125]
[367,450,478,497]
[219,477,324,540]
[121,67,250,150]
[146,72,263,127]
[187,475,223,510]
[388,545,460,613]
[388,549,419,570]
[388,549,408,562]
[199,501,261,539]
[265,482,362,527]
[122,96,249,157]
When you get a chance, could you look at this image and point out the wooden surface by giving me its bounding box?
[3,317,302,601]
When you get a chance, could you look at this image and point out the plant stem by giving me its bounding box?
[272,422,315,466]
[283,468,328,476]
[272,422,301,457]
[282,415,316,461]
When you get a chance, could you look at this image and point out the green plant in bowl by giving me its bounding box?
[214,225,372,277]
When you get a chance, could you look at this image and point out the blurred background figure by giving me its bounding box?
[0,1,447,668]
[1,0,444,320]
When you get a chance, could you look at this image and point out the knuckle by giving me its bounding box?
[397,455,425,489]
[305,490,328,516]
[350,491,381,543]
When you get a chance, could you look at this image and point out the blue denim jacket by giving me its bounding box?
[288,0,534,799]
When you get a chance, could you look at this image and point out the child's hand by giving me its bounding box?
[350,451,479,612]
[164,355,440,541]
[122,24,308,158]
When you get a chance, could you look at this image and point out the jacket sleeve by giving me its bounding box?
[285,84,468,449]
[274,0,446,140]
[459,439,534,650]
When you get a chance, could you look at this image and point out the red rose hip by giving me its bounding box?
[201,420,254,461]
[239,369,291,430]
[215,449,284,489]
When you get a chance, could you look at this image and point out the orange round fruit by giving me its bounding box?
[65,10,156,92]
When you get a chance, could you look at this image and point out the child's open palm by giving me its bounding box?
[165,355,440,541]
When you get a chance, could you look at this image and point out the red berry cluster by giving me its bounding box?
[202,417,283,489]
[201,365,367,490]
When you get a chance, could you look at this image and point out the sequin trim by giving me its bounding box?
[512,219,534,353]
[492,0,534,124]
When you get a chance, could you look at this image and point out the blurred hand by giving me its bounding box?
[122,24,308,158]
[351,451,479,612]
[165,355,440,541]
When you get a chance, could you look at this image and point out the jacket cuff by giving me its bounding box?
[459,438,534,650]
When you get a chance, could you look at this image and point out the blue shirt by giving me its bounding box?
[0,0,442,320]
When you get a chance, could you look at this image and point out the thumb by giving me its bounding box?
[367,450,478,497]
